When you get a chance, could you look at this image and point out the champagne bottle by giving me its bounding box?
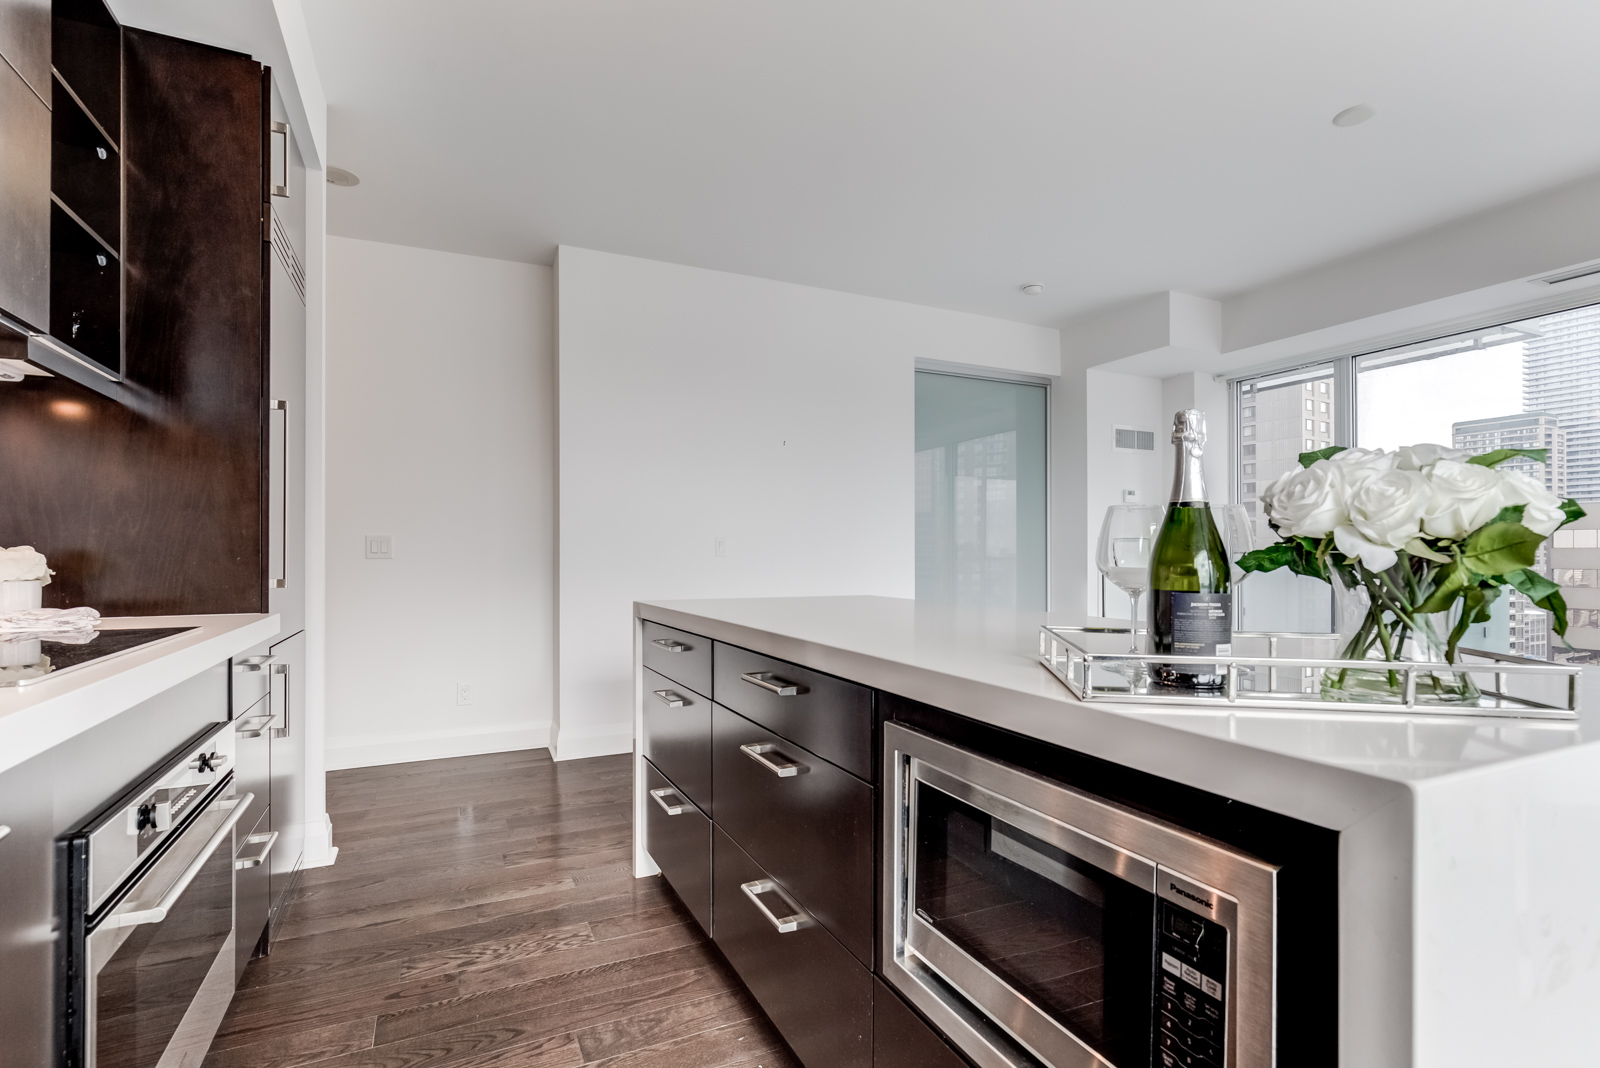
[1150,409,1231,690]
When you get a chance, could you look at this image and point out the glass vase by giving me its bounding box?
[1321,571,1480,706]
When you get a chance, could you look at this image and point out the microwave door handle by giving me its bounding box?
[102,794,255,929]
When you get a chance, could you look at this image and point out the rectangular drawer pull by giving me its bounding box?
[234,830,278,869]
[740,742,803,778]
[651,689,687,707]
[741,879,810,933]
[740,671,805,696]
[649,787,690,815]
[651,638,689,652]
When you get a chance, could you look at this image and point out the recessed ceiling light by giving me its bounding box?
[1332,104,1377,128]
[327,166,361,187]
[1021,284,1044,296]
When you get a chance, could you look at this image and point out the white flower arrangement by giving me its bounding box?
[1242,444,1585,666]
[0,546,52,585]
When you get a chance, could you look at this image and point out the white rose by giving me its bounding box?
[1395,443,1471,471]
[1499,469,1566,536]
[0,546,52,584]
[1333,469,1431,571]
[1325,447,1398,493]
[1260,461,1345,538]
[1421,460,1513,541]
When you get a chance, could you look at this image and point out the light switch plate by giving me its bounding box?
[365,535,393,559]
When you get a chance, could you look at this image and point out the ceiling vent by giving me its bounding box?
[1114,426,1156,452]
[1533,263,1600,286]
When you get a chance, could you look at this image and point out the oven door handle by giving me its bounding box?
[102,793,255,929]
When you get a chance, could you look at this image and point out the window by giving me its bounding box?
[1304,419,1314,431]
[1242,463,1255,476]
[1243,425,1254,438]
[1305,438,1315,449]
[915,370,1047,610]
[1304,399,1314,410]
[1243,482,1256,495]
[1242,405,1255,418]
[1233,298,1600,656]
[1242,444,1255,458]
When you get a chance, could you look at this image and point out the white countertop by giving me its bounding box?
[0,613,280,777]
[637,595,1595,830]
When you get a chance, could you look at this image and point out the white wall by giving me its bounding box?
[325,237,555,768]
[556,246,1060,758]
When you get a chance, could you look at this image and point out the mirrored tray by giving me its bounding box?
[1039,626,1581,720]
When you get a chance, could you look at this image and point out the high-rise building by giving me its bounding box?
[1523,304,1600,498]
[1451,412,1566,495]
[1237,371,1336,542]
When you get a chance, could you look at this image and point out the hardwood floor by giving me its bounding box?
[204,749,801,1068]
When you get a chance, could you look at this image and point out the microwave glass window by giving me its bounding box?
[913,782,1155,1066]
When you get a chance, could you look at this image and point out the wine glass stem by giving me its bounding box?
[1129,588,1141,653]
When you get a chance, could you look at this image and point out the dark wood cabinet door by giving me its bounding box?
[0,29,266,615]
[0,51,49,330]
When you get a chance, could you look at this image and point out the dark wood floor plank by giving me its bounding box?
[203,749,796,1068]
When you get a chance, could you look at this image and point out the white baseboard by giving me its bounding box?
[552,725,634,761]
[325,719,553,771]
[301,812,339,868]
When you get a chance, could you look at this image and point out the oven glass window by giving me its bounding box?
[914,782,1156,1066]
[95,838,232,1068]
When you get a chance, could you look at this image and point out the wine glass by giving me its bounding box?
[1213,504,1256,629]
[1096,505,1163,653]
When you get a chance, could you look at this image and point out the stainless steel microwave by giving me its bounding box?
[881,723,1278,1068]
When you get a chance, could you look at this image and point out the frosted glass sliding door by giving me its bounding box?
[915,370,1048,610]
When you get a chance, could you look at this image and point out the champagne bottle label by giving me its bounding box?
[1154,591,1233,657]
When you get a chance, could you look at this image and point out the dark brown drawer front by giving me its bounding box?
[713,643,873,780]
[642,666,711,810]
[643,759,711,935]
[872,977,971,1068]
[712,827,872,1068]
[711,704,873,966]
[641,621,712,698]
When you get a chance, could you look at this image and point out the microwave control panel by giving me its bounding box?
[1155,896,1229,1068]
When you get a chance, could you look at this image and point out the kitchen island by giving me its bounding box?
[633,595,1600,1068]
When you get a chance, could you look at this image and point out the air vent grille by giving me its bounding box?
[1114,427,1156,452]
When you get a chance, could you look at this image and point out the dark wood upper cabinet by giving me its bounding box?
[0,0,51,100]
[0,21,270,616]
[0,41,50,331]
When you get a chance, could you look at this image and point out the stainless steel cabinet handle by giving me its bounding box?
[104,794,255,929]
[270,121,290,197]
[235,830,278,869]
[270,661,291,737]
[652,689,686,708]
[740,671,804,696]
[271,400,288,589]
[651,638,689,652]
[740,879,810,933]
[235,713,274,739]
[236,655,277,672]
[0,825,10,843]
[649,787,689,815]
[740,743,802,778]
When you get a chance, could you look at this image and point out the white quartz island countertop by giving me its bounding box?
[636,595,1600,1068]
[0,613,279,777]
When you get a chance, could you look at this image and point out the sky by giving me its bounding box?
[1356,342,1526,451]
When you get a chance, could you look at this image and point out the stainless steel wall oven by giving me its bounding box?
[56,721,252,1068]
[882,723,1278,1068]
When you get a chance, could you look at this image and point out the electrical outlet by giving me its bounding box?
[456,683,473,706]
[1122,489,1140,504]
[715,536,728,558]
[365,534,393,559]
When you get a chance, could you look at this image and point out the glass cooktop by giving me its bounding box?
[0,628,197,688]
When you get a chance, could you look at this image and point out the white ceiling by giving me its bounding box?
[302,0,1600,327]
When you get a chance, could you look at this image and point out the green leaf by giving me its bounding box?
[1505,568,1570,636]
[1461,521,1544,577]
[1468,448,1549,468]
[1238,544,1293,574]
[1415,559,1471,615]
[1561,499,1587,526]
[1486,504,1526,526]
[1298,445,1346,468]
[1286,538,1329,581]
[1404,538,1451,564]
